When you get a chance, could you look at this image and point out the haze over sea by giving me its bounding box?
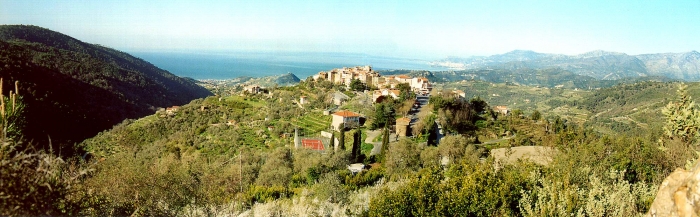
[132,51,449,80]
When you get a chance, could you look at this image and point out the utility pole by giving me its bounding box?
[239,153,243,193]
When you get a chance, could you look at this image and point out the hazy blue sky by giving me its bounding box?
[2,0,699,58]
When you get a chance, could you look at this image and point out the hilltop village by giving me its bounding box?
[312,66,432,94]
[167,66,516,159]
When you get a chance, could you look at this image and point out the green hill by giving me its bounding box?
[569,82,698,136]
[0,25,212,152]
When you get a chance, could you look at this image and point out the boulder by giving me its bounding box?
[648,164,700,217]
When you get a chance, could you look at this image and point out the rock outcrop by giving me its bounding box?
[648,164,700,216]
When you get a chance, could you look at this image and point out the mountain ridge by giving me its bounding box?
[432,50,700,81]
[0,25,212,151]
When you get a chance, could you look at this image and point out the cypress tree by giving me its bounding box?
[351,129,361,162]
[380,126,390,163]
[330,132,336,151]
[338,123,346,151]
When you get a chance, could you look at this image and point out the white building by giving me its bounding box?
[331,110,361,131]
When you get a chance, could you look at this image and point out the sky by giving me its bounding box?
[1,0,700,59]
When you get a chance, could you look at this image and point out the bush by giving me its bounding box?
[344,167,385,190]
[243,185,289,206]
[384,139,420,179]
[0,141,90,216]
[519,168,657,216]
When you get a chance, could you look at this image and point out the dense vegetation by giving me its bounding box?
[0,25,211,152]
[3,25,700,216]
[5,74,698,216]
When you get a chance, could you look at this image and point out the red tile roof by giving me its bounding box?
[302,139,325,151]
[333,110,361,117]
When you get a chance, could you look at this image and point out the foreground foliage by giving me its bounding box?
[4,78,700,216]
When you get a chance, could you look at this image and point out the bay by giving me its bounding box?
[132,51,449,80]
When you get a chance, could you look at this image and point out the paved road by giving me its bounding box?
[367,94,431,156]
[366,129,397,156]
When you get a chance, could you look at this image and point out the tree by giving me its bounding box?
[351,129,362,163]
[398,99,415,116]
[530,110,541,121]
[438,135,470,164]
[379,126,390,163]
[338,124,346,151]
[371,103,396,130]
[469,97,488,114]
[511,109,524,118]
[552,116,567,133]
[349,79,366,91]
[330,132,336,151]
[662,83,700,143]
[385,138,420,178]
[413,104,433,136]
[396,83,414,101]
[256,147,293,187]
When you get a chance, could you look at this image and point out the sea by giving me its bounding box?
[131,51,450,80]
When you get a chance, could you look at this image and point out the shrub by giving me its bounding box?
[344,167,385,190]
[0,141,90,216]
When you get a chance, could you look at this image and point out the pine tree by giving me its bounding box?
[662,83,700,143]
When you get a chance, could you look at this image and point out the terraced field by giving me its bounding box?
[291,112,332,135]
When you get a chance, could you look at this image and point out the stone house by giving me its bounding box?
[372,89,401,103]
[494,106,509,115]
[244,85,261,94]
[166,106,180,116]
[331,110,361,131]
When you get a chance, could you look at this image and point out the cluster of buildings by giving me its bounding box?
[313,66,432,92]
[312,66,379,87]
[312,66,432,102]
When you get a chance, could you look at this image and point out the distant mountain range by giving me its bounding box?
[431,50,700,81]
[0,25,212,152]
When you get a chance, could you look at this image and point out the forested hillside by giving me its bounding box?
[0,25,211,151]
